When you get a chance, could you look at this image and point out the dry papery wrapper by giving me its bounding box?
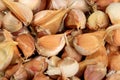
[15,33,35,58]
[17,0,47,13]
[2,0,33,26]
[3,12,23,33]
[62,34,82,62]
[0,30,17,71]
[87,10,109,30]
[105,24,120,46]
[86,0,120,11]
[46,57,79,78]
[108,51,120,71]
[73,30,105,56]
[77,46,108,77]
[0,0,14,11]
[65,8,86,29]
[106,2,120,24]
[106,71,120,80]
[84,63,107,80]
[36,34,65,57]
[32,9,69,34]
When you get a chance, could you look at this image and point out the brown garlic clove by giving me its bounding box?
[3,12,23,33]
[106,2,120,24]
[0,0,14,11]
[2,0,33,26]
[105,24,120,46]
[68,0,89,12]
[65,8,86,29]
[32,9,68,34]
[108,51,120,71]
[73,30,105,56]
[0,12,4,22]
[15,33,35,58]
[33,72,51,80]
[36,34,65,57]
[5,63,20,79]
[84,63,107,80]
[17,0,46,13]
[0,30,17,71]
[13,65,28,80]
[24,56,48,75]
[78,46,108,77]
[57,57,79,77]
[87,10,109,30]
[47,0,68,10]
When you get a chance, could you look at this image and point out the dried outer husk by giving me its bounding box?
[2,0,33,26]
[87,10,109,30]
[36,34,65,57]
[32,9,69,34]
[15,33,35,58]
[65,8,86,29]
[84,63,107,80]
[77,46,108,77]
[0,30,17,71]
[3,12,23,33]
[73,30,105,56]
[17,0,47,13]
[105,24,120,46]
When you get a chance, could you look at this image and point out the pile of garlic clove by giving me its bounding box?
[1,0,120,80]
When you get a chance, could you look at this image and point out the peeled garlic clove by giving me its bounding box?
[36,34,65,57]
[105,24,120,46]
[87,10,109,30]
[106,2,120,24]
[57,57,79,77]
[24,57,48,75]
[84,63,107,80]
[68,0,89,12]
[2,0,33,26]
[0,30,17,71]
[0,0,14,11]
[3,12,23,33]
[17,0,46,13]
[47,0,67,10]
[65,9,86,29]
[73,31,105,56]
[15,33,35,58]
[32,9,68,34]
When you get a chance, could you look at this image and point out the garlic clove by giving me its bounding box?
[70,76,81,80]
[2,0,33,26]
[68,0,89,12]
[57,57,79,77]
[3,12,23,33]
[0,30,17,71]
[84,63,107,80]
[106,71,120,80]
[87,10,109,30]
[24,56,48,75]
[47,0,68,10]
[0,0,14,11]
[15,33,35,58]
[32,9,68,34]
[65,8,86,29]
[73,30,105,56]
[105,24,120,46]
[17,0,46,13]
[36,34,65,57]
[49,56,61,67]
[106,2,120,24]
